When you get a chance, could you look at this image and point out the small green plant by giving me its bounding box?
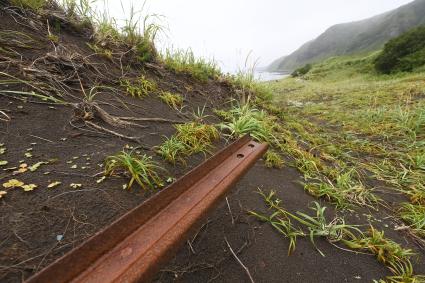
[192,105,210,123]
[157,122,219,164]
[47,34,59,43]
[10,0,47,10]
[399,203,425,237]
[250,190,361,256]
[162,48,222,82]
[219,103,274,142]
[159,91,183,109]
[343,226,415,274]
[87,43,113,60]
[304,170,380,209]
[120,75,156,98]
[61,0,93,21]
[175,122,219,155]
[264,150,284,168]
[104,151,163,190]
[227,55,273,104]
[157,136,186,165]
[250,194,304,255]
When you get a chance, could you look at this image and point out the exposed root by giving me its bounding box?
[0,110,11,121]
[73,101,147,129]
[119,116,185,124]
[85,121,151,150]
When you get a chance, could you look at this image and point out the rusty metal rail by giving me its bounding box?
[27,135,268,283]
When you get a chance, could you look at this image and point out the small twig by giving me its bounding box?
[224,237,255,283]
[0,110,11,121]
[29,134,54,143]
[226,197,235,225]
[187,240,196,254]
[191,219,212,244]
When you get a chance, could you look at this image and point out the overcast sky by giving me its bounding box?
[100,0,414,72]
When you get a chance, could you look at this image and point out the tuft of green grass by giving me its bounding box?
[162,48,222,82]
[225,52,273,104]
[10,0,47,10]
[174,122,219,154]
[104,151,163,190]
[120,75,156,98]
[343,226,416,279]
[156,136,186,165]
[399,203,425,237]
[264,150,284,169]
[250,190,361,256]
[159,91,183,109]
[157,122,219,164]
[304,170,381,209]
[87,43,113,60]
[218,103,275,142]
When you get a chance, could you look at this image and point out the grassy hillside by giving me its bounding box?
[268,0,425,72]
[241,52,425,281]
[266,51,425,236]
[209,50,425,281]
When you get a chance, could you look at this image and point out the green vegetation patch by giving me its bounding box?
[159,91,183,109]
[10,0,47,10]
[120,75,157,98]
[263,150,284,169]
[162,48,222,82]
[218,103,276,142]
[157,122,219,164]
[259,51,425,236]
[104,150,163,190]
[291,63,312,77]
[251,190,424,282]
[375,26,425,74]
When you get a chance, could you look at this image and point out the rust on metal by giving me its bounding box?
[26,135,268,283]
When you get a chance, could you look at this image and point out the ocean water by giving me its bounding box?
[254,71,289,82]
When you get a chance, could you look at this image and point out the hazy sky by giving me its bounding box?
[101,0,414,72]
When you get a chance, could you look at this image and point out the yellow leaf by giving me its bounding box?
[22,184,37,192]
[0,160,8,166]
[70,183,82,189]
[3,179,24,188]
[29,162,47,172]
[0,191,6,198]
[13,163,28,174]
[47,181,61,188]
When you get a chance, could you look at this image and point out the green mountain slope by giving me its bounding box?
[268,0,425,72]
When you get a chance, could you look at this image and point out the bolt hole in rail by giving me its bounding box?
[27,135,268,283]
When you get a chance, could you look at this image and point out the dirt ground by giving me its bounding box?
[0,3,424,283]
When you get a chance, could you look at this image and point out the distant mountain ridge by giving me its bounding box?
[268,0,425,72]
